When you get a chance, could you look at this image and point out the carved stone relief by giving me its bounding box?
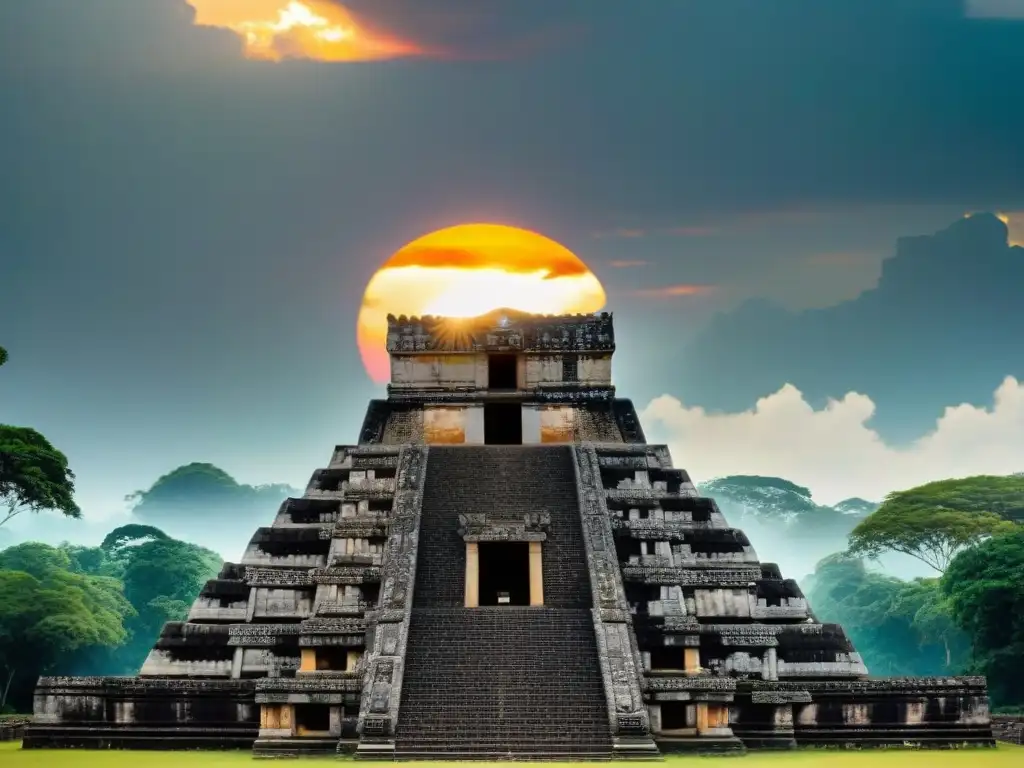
[571,445,653,744]
[355,445,428,745]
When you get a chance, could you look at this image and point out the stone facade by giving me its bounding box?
[992,715,1024,745]
[23,309,995,756]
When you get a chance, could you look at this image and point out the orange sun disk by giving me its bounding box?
[357,224,608,383]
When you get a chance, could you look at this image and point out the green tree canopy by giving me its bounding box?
[0,425,80,528]
[127,463,244,508]
[806,553,968,677]
[0,346,7,367]
[0,541,72,578]
[100,524,170,555]
[121,538,222,609]
[115,536,222,668]
[0,546,134,712]
[941,530,1024,708]
[0,527,222,708]
[127,462,296,522]
[887,475,1024,523]
[847,476,1021,572]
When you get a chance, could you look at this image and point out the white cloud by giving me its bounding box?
[640,377,1024,505]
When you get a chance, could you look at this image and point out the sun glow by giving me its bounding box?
[188,0,424,62]
[997,211,1024,246]
[357,224,607,382]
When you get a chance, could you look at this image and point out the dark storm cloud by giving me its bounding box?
[3,0,1024,226]
[674,213,1024,442]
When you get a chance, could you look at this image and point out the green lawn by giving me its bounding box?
[1,742,1021,767]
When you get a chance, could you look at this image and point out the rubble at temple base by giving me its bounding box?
[23,309,996,757]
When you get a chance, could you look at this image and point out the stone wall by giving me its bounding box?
[389,352,613,391]
[23,677,258,749]
[0,718,29,742]
[993,715,1024,745]
[378,403,625,445]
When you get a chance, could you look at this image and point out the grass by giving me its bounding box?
[1,742,1021,767]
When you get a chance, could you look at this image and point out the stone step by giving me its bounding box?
[395,446,612,756]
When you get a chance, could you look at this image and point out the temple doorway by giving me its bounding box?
[478,542,530,606]
[487,354,518,390]
[484,403,522,444]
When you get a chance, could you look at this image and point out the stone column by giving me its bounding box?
[300,648,317,673]
[529,541,544,606]
[696,702,709,733]
[465,542,479,608]
[684,647,701,675]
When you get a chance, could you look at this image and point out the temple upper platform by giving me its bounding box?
[386,308,614,399]
[362,309,642,445]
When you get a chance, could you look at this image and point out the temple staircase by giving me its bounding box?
[393,446,614,760]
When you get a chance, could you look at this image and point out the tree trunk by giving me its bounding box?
[0,667,14,712]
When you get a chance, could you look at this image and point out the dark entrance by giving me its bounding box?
[295,703,331,733]
[484,403,522,444]
[478,542,530,606]
[488,354,518,390]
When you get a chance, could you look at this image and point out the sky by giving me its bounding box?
[2,1,1024,542]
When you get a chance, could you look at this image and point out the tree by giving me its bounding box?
[0,346,7,367]
[0,545,133,712]
[0,426,80,528]
[100,524,170,556]
[124,462,298,554]
[115,537,222,669]
[887,475,1024,523]
[806,553,966,677]
[941,530,1024,708]
[887,578,967,670]
[847,476,1020,572]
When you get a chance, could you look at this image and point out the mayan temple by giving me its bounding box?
[26,309,994,758]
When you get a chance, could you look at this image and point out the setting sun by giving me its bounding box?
[357,224,607,382]
[188,0,424,62]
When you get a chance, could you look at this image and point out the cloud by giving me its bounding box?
[594,226,719,240]
[675,213,1024,442]
[188,0,429,62]
[7,2,1024,221]
[632,284,716,299]
[641,376,1024,506]
[966,0,1024,19]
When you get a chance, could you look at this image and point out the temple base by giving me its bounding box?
[611,735,663,760]
[22,676,258,750]
[354,738,396,759]
[656,735,746,755]
[252,737,343,757]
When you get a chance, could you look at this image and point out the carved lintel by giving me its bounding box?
[456,512,550,542]
[751,690,812,704]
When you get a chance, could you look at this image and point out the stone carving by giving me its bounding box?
[750,690,812,704]
[571,445,655,749]
[386,309,614,354]
[355,445,427,746]
[457,511,551,541]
